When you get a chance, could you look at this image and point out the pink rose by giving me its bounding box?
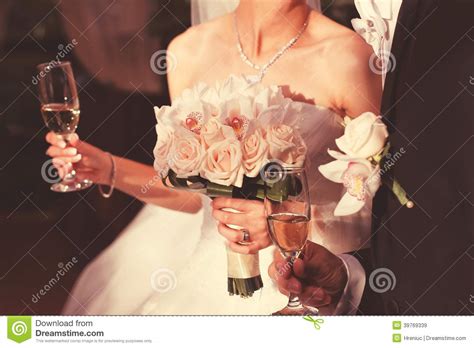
[242,129,269,177]
[200,139,245,187]
[153,124,174,177]
[168,130,204,178]
[200,118,236,149]
[266,124,306,167]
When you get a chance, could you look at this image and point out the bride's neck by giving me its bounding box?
[235,0,309,58]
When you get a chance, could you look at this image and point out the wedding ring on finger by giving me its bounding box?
[241,229,250,244]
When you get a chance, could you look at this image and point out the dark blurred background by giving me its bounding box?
[0,0,357,314]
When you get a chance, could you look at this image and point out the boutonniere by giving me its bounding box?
[319,112,413,216]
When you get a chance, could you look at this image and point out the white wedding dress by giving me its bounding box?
[62,75,371,315]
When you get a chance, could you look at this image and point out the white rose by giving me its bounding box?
[242,129,269,177]
[200,138,245,187]
[336,112,389,159]
[200,118,236,149]
[167,130,204,178]
[153,124,174,177]
[266,124,306,167]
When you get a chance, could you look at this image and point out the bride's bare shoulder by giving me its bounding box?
[166,15,231,94]
[168,15,230,65]
[308,12,375,75]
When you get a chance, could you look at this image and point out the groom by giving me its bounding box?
[270,0,473,314]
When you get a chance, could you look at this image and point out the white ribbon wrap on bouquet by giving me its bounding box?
[223,208,263,296]
[226,246,261,278]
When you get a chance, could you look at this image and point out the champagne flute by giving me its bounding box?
[263,165,318,315]
[37,61,92,192]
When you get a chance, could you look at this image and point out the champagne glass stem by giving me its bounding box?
[287,293,303,308]
[286,252,304,310]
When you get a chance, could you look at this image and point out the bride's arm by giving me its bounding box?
[331,36,383,117]
[45,132,201,213]
[43,33,206,213]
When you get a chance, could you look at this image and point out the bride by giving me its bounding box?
[46,0,381,315]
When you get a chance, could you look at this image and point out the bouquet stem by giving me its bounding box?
[226,246,263,298]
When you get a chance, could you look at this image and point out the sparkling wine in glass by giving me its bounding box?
[264,165,318,315]
[37,61,92,192]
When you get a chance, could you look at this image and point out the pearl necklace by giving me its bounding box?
[233,12,309,82]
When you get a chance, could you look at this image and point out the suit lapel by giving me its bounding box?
[381,0,420,115]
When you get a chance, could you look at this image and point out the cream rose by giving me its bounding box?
[200,139,245,187]
[167,130,204,178]
[336,112,389,159]
[200,118,236,149]
[153,124,174,177]
[242,129,269,177]
[266,124,306,167]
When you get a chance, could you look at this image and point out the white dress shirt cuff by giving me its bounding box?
[333,254,366,315]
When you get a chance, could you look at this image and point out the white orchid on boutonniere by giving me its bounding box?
[319,112,412,216]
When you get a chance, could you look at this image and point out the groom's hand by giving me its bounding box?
[269,241,348,312]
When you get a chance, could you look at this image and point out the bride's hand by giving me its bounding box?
[268,241,348,313]
[211,197,272,254]
[45,131,112,185]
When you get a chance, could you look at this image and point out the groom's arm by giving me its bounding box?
[269,242,378,315]
[337,249,384,315]
[333,253,366,314]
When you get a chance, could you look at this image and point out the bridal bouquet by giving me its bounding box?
[153,75,306,297]
[318,112,411,216]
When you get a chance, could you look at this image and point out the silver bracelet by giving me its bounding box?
[98,152,116,198]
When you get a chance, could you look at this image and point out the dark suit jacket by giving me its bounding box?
[357,0,473,315]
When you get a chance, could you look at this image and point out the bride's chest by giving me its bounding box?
[189,52,334,109]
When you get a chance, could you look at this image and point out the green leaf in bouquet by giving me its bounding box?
[263,174,303,203]
[162,170,207,193]
[206,182,234,198]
